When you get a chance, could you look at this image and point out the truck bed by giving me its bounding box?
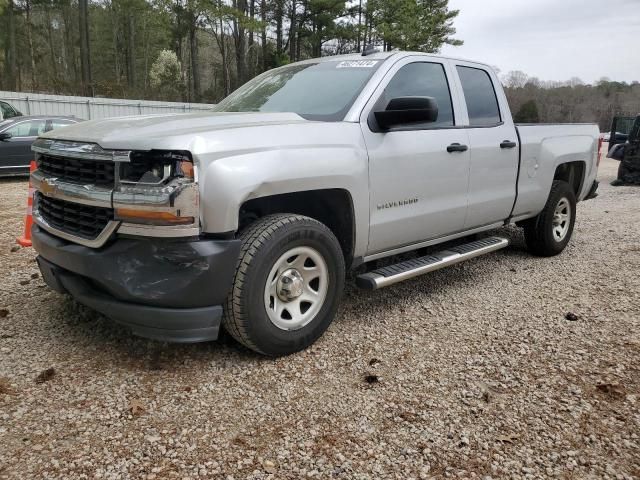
[512,123,600,221]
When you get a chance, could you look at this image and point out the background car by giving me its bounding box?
[0,116,82,177]
[0,101,23,120]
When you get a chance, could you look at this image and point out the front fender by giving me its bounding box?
[197,144,370,258]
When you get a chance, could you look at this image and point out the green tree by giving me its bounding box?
[368,0,462,52]
[149,49,184,100]
[0,0,471,100]
[514,100,540,123]
[304,0,347,57]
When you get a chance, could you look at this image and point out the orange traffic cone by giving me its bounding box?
[17,160,37,247]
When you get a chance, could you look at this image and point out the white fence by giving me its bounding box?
[0,91,215,120]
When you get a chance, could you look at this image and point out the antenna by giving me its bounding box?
[361,44,378,57]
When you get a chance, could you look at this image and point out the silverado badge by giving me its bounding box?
[377,198,419,210]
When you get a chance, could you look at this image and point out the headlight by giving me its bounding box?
[113,150,199,228]
[120,150,194,184]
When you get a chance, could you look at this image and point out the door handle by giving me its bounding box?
[500,140,517,149]
[447,143,468,153]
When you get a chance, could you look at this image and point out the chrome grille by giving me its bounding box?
[35,193,113,241]
[36,154,115,186]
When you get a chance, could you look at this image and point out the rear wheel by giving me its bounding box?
[223,214,345,356]
[523,180,576,256]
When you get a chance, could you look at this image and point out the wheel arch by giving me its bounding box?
[239,189,356,267]
[553,160,586,197]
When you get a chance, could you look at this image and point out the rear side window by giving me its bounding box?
[456,66,501,126]
[47,119,75,131]
[0,102,16,120]
[384,62,454,127]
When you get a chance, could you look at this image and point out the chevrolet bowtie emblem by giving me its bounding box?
[40,179,56,196]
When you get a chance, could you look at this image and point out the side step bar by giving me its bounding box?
[356,236,509,290]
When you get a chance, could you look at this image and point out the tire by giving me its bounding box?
[223,214,345,356]
[523,180,576,257]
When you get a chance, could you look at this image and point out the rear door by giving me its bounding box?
[361,56,470,255]
[452,62,520,229]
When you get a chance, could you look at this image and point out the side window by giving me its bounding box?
[6,120,46,137]
[384,62,454,127]
[47,119,74,132]
[456,66,501,126]
[0,102,15,120]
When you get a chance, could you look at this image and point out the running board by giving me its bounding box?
[356,236,509,290]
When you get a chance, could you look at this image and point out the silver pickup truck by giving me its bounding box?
[30,51,599,355]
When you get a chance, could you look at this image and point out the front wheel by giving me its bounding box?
[523,180,577,256]
[223,214,345,356]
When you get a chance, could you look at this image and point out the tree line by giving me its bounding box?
[503,71,640,131]
[0,0,461,102]
[1,0,637,130]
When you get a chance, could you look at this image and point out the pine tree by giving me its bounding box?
[368,0,462,52]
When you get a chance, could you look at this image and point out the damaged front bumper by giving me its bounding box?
[33,226,241,343]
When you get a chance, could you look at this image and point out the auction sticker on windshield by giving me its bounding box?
[336,60,379,68]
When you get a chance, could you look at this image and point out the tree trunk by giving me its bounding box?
[142,15,150,94]
[62,0,77,86]
[5,0,17,90]
[216,17,230,96]
[247,0,255,78]
[45,5,59,88]
[357,0,362,52]
[110,4,120,84]
[127,16,136,89]
[233,0,247,88]
[189,21,200,101]
[288,0,296,61]
[174,0,183,65]
[260,0,267,71]
[78,0,93,96]
[295,0,306,61]
[248,0,255,48]
[312,22,322,57]
[25,0,38,90]
[275,0,283,57]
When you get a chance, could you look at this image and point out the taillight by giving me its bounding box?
[597,137,603,167]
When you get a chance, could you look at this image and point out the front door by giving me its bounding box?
[361,58,470,255]
[0,119,46,172]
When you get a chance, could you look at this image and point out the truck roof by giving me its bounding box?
[309,50,495,72]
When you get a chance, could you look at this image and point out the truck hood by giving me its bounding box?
[40,111,309,151]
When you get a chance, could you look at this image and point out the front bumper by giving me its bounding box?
[33,226,241,343]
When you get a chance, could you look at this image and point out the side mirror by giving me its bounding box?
[374,96,439,131]
[0,132,12,141]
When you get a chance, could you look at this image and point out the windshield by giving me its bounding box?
[212,60,382,121]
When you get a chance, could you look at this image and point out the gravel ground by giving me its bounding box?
[1,158,639,480]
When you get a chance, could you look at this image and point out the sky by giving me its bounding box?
[440,0,640,84]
